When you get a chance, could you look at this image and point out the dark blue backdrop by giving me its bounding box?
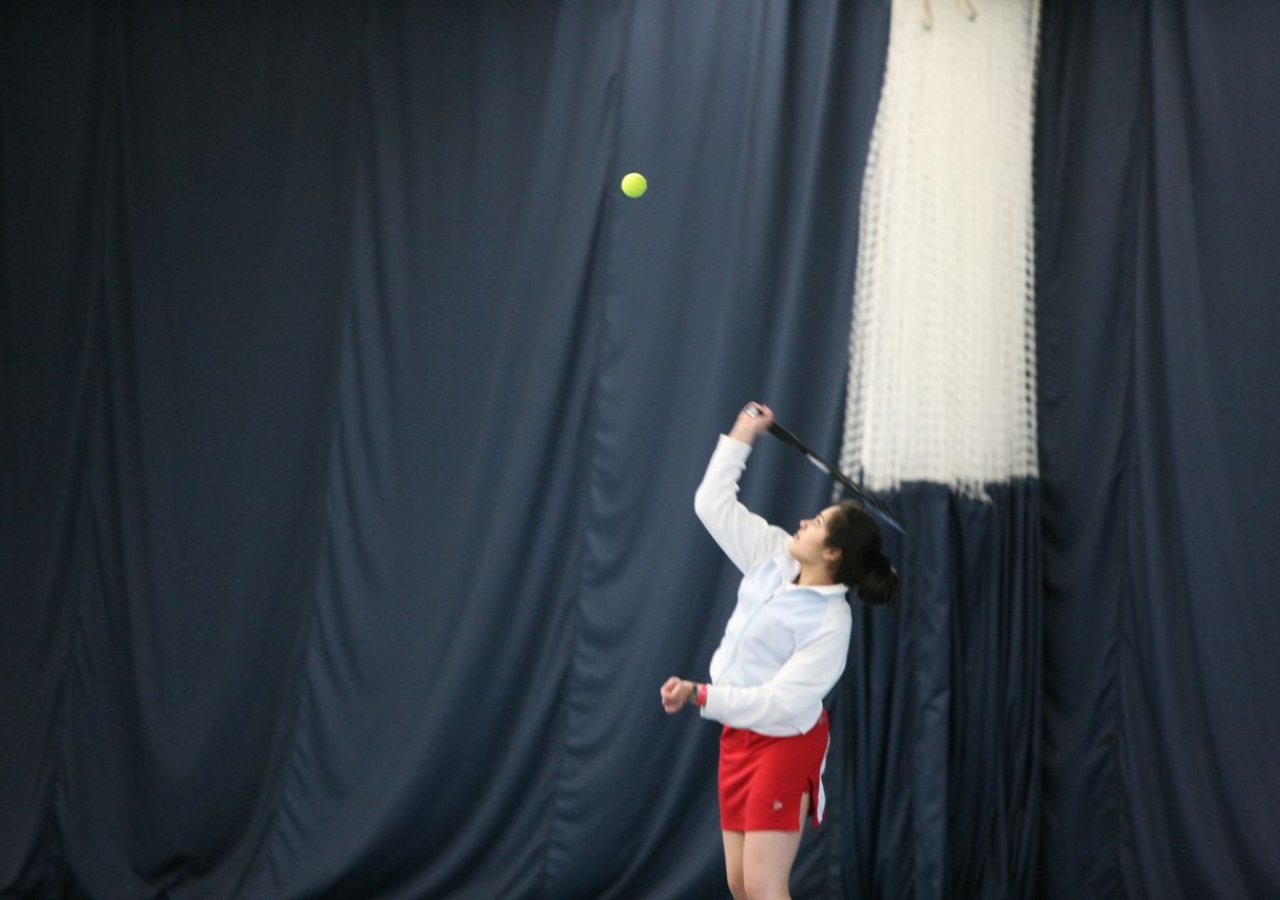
[1036,1,1280,896]
[2,2,1277,898]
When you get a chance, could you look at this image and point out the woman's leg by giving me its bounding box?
[741,792,809,900]
[722,830,746,900]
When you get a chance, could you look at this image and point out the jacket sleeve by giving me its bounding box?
[700,601,851,732]
[693,435,791,574]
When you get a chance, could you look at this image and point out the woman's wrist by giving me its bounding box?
[726,425,757,445]
[685,681,707,707]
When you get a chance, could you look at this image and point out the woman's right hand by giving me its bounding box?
[661,676,689,714]
[727,401,774,445]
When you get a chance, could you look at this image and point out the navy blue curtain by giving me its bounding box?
[1036,1,1280,896]
[2,4,362,897]
[13,1,1277,898]
[825,482,1041,900]
[3,3,919,898]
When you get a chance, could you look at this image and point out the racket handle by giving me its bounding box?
[745,405,808,452]
[767,422,810,454]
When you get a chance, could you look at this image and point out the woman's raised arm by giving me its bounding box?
[693,403,791,573]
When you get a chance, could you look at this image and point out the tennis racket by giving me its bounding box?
[748,406,910,536]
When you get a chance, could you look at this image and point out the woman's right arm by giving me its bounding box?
[693,403,791,573]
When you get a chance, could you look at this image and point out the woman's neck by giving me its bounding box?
[795,563,836,587]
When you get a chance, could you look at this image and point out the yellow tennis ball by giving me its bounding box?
[620,172,647,198]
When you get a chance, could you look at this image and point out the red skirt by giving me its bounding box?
[718,709,830,832]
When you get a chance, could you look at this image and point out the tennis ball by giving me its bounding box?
[620,172,647,198]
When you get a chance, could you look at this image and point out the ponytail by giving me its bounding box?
[855,552,899,607]
[827,501,900,607]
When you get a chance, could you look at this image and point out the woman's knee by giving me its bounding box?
[742,867,790,900]
[741,835,800,900]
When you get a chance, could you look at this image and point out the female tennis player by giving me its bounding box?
[660,401,898,900]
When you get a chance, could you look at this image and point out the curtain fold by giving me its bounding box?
[3,3,887,896]
[819,483,1041,900]
[1036,1,1280,896]
[11,1,1277,898]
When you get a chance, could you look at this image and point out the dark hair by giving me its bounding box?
[825,500,899,607]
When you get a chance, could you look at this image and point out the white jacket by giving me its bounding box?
[694,435,852,736]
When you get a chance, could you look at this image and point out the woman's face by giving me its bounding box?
[789,505,842,569]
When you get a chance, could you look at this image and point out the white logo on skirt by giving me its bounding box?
[772,800,783,811]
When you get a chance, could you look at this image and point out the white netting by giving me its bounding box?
[842,0,1041,498]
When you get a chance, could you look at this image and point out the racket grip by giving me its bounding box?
[767,422,810,454]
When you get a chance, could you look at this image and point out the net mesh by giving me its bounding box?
[841,0,1042,498]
